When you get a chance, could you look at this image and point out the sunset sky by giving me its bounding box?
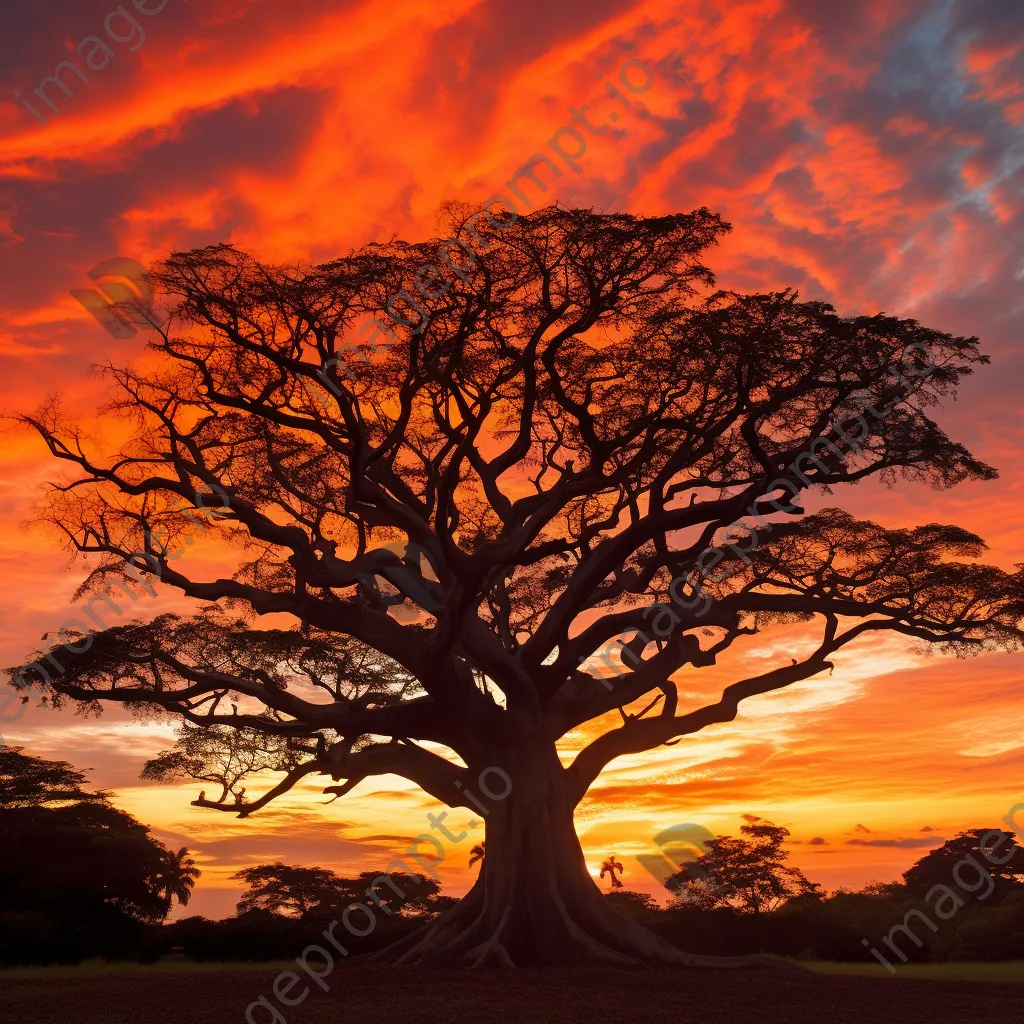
[1,0,1023,921]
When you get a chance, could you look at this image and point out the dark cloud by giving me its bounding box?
[0,86,326,333]
[411,0,638,129]
[786,0,931,54]
[667,99,811,196]
[847,837,943,848]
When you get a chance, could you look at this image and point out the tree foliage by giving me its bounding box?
[903,830,1024,902]
[666,821,821,913]
[0,745,106,809]
[0,748,201,960]
[232,862,350,917]
[156,847,201,907]
[8,205,1021,818]
[231,860,448,919]
[603,890,660,920]
[600,856,625,888]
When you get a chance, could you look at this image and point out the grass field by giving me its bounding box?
[0,962,1021,1024]
[802,960,1024,982]
[3,958,1022,983]
[0,960,295,980]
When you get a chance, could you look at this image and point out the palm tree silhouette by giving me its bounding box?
[156,847,201,907]
[468,842,486,868]
[599,856,624,889]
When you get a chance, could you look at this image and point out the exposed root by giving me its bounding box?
[465,938,516,968]
[351,770,813,973]
[359,893,809,971]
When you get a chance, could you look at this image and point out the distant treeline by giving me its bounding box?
[0,747,206,965]
[641,817,1024,966]
[141,880,1024,967]
[3,747,1023,966]
[0,749,452,966]
[608,888,1024,965]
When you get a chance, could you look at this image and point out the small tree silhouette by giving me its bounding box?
[156,847,201,907]
[666,821,820,912]
[903,830,1024,902]
[469,842,486,869]
[600,856,624,889]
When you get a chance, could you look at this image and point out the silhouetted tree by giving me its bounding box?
[10,205,1024,966]
[468,842,486,869]
[0,746,106,808]
[156,847,201,907]
[667,821,821,912]
[0,748,194,962]
[352,869,449,916]
[903,830,1024,902]
[231,861,446,920]
[232,863,348,918]
[604,890,660,920]
[600,856,624,889]
[855,881,907,899]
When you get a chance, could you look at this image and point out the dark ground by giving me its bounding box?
[1,965,1022,1024]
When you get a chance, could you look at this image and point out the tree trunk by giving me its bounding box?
[363,738,782,969]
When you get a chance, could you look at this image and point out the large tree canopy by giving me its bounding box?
[8,205,1024,966]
